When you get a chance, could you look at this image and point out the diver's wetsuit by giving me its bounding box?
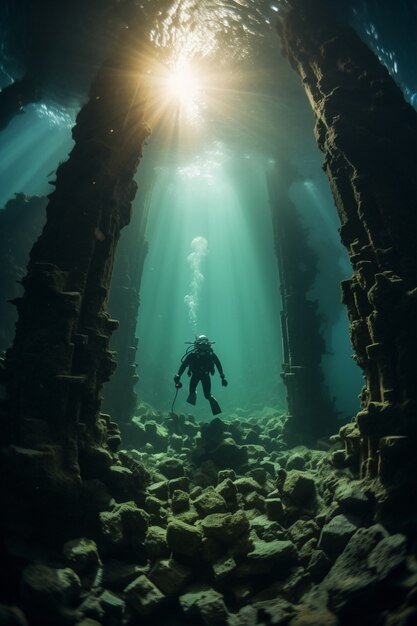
[177,349,224,415]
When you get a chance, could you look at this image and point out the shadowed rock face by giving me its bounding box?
[276,0,416,519]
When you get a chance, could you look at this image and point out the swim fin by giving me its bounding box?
[187,392,197,406]
[209,395,222,415]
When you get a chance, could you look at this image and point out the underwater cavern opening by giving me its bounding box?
[0,1,416,625]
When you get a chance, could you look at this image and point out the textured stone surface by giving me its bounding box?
[319,514,358,557]
[124,574,165,615]
[283,471,316,506]
[200,510,250,545]
[150,559,192,596]
[166,519,203,558]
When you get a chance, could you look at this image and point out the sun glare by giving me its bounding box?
[167,61,200,103]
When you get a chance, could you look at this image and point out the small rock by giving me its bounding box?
[307,549,331,580]
[124,575,166,616]
[166,519,203,558]
[171,490,190,513]
[179,586,229,626]
[150,559,192,595]
[319,514,358,558]
[148,480,169,500]
[200,510,250,545]
[265,497,285,522]
[334,481,373,516]
[212,556,237,582]
[246,540,297,574]
[283,471,316,506]
[158,457,185,479]
[286,453,306,471]
[194,487,228,517]
[62,538,101,575]
[102,560,148,591]
[144,526,170,560]
[98,590,125,619]
[288,520,319,548]
[234,477,264,495]
[367,533,407,580]
[21,565,82,612]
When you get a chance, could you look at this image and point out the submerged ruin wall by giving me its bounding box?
[0,30,152,550]
[277,0,417,525]
[267,159,337,445]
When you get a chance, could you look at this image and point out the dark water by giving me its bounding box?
[0,0,415,423]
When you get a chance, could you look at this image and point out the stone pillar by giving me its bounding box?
[0,194,47,353]
[1,31,152,498]
[276,0,416,520]
[267,159,337,444]
[103,168,155,426]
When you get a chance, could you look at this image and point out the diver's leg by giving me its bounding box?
[202,374,222,415]
[187,374,198,405]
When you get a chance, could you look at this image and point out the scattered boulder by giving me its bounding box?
[319,514,359,558]
[124,574,166,616]
[283,470,316,507]
[150,559,192,595]
[194,487,228,517]
[179,586,229,626]
[166,519,203,558]
[200,510,250,545]
[245,540,298,574]
[21,565,81,618]
[62,538,101,576]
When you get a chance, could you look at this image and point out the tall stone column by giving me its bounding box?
[267,159,337,444]
[103,166,155,426]
[277,0,416,522]
[0,194,47,353]
[1,31,152,497]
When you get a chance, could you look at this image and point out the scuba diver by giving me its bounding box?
[174,335,228,415]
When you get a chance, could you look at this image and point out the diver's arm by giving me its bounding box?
[213,354,228,386]
[177,354,191,378]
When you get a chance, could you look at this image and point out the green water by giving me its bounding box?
[136,148,286,419]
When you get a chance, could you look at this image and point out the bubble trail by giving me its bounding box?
[184,236,208,330]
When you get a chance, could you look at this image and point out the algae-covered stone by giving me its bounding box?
[212,556,237,582]
[319,514,358,557]
[288,520,320,548]
[194,487,228,517]
[200,510,249,545]
[216,478,238,507]
[124,575,166,615]
[166,519,203,557]
[63,538,101,575]
[334,481,372,516]
[157,457,185,479]
[179,586,229,626]
[265,497,285,522]
[150,559,192,595]
[98,590,125,620]
[283,471,316,506]
[102,560,148,591]
[148,480,169,500]
[118,501,149,542]
[171,489,190,513]
[144,526,170,560]
[367,533,407,579]
[246,540,297,574]
[234,477,264,495]
[21,565,82,612]
[250,515,286,542]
